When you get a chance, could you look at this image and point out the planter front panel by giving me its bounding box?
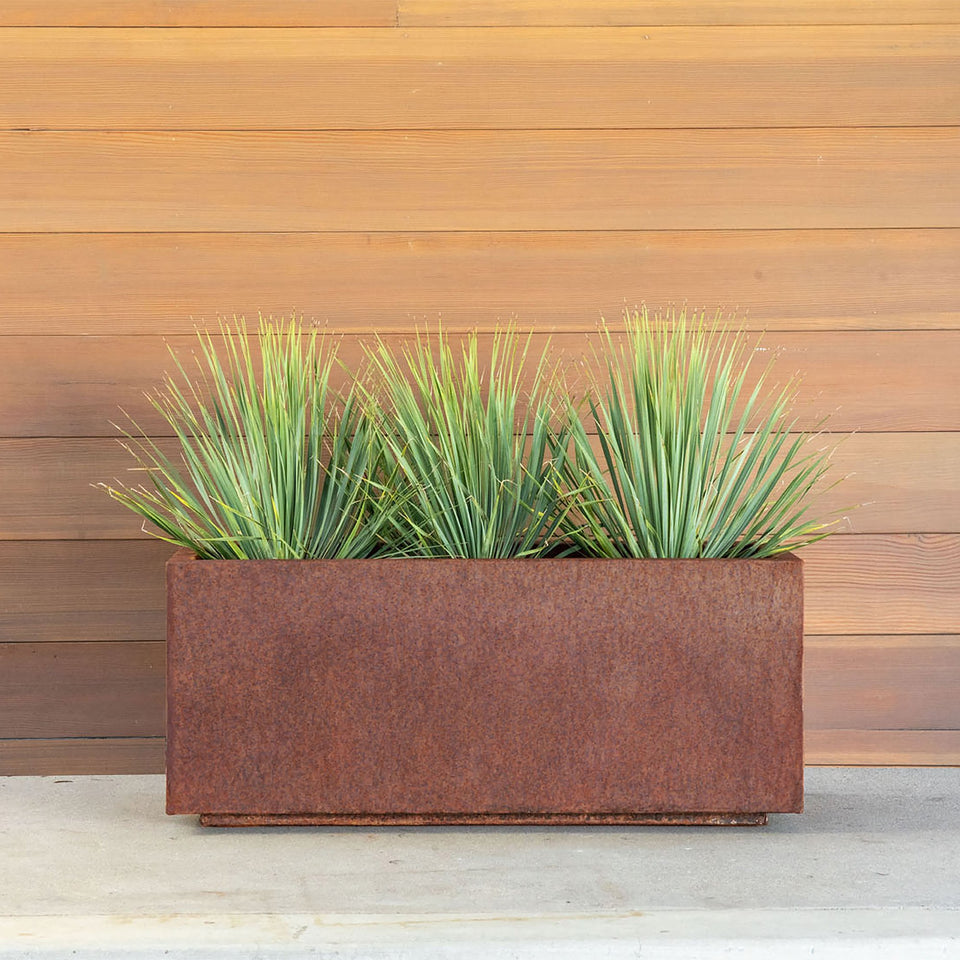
[166,552,803,817]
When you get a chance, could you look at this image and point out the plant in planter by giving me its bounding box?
[362,326,573,558]
[105,319,397,560]
[104,310,836,827]
[564,311,833,559]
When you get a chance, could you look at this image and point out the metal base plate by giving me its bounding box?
[199,811,768,827]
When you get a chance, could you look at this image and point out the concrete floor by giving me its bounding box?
[1,767,958,958]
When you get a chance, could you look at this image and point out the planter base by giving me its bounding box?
[198,812,768,827]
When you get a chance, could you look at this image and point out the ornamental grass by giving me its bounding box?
[103,311,838,560]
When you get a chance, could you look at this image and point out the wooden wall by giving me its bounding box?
[1,1,958,773]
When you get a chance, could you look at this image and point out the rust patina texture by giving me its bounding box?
[166,551,803,824]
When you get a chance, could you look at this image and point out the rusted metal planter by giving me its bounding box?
[166,550,803,826]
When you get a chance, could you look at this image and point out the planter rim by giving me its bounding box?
[167,548,801,565]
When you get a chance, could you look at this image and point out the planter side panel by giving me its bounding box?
[166,553,803,817]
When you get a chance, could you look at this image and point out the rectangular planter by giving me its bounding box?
[165,550,803,825]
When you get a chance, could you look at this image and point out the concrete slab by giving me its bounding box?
[1,767,958,958]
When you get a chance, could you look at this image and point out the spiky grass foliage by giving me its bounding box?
[365,328,572,558]
[564,307,837,558]
[101,319,394,559]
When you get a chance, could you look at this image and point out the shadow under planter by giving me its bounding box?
[165,551,803,826]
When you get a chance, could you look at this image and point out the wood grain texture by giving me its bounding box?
[2,130,957,232]
[4,3,956,773]
[1,433,956,540]
[3,0,954,28]
[822,434,960,536]
[805,636,960,730]
[0,738,164,775]
[3,26,957,129]
[805,730,960,765]
[0,1,397,27]
[1,331,955,437]
[400,0,960,27]
[804,535,960,635]
[0,541,170,642]
[0,635,951,742]
[0,438,178,539]
[1,536,955,644]
[4,230,960,335]
[0,641,165,737]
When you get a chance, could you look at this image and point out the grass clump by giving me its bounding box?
[364,327,572,558]
[101,319,394,559]
[563,307,837,558]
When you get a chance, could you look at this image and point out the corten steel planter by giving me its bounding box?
[166,550,803,826]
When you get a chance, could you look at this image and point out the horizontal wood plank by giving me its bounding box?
[821,433,960,535]
[0,1,397,26]
[400,1,960,27]
[4,229,960,335]
[3,0,954,28]
[0,438,170,539]
[804,535,960,635]
[0,536,956,643]
[1,331,955,437]
[805,730,960,765]
[0,541,170,642]
[805,636,960,730]
[0,738,164,775]
[2,130,957,232]
[0,641,165,737]
[3,27,957,129]
[1,433,957,540]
